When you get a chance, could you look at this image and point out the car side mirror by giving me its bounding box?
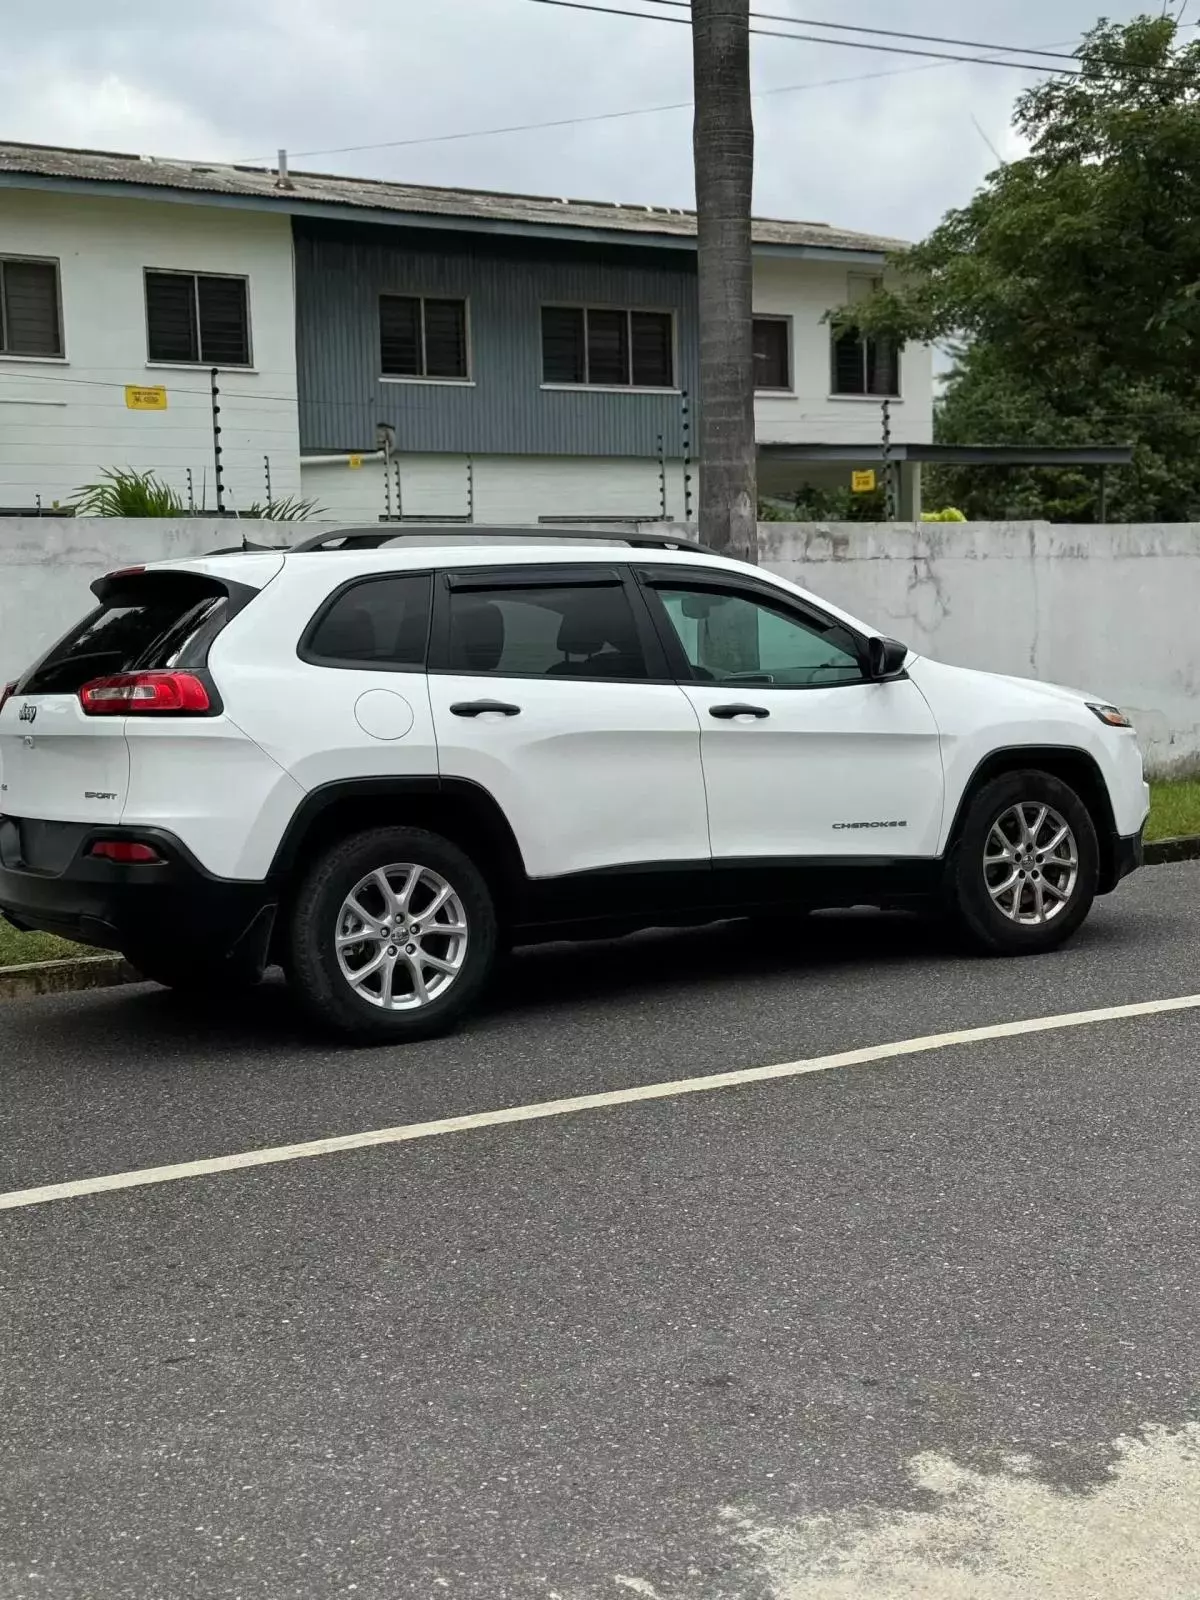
[866,636,908,680]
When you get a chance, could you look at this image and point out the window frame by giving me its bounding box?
[427,564,673,683]
[633,567,876,692]
[539,303,679,392]
[0,255,65,360]
[751,313,792,394]
[378,293,473,384]
[829,274,900,400]
[297,571,435,674]
[829,328,901,400]
[143,267,253,369]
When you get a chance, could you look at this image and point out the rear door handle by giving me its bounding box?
[449,700,522,718]
[709,703,770,720]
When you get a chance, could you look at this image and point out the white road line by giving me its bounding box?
[3,992,1200,1215]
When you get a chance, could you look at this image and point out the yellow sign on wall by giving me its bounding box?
[125,385,168,411]
[348,454,364,469]
[851,469,877,493]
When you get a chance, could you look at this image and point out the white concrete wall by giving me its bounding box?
[0,518,309,682]
[3,517,1196,778]
[757,520,1200,777]
[752,257,934,448]
[301,453,690,525]
[0,190,300,513]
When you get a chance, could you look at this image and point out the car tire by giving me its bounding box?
[286,826,497,1042]
[947,769,1099,954]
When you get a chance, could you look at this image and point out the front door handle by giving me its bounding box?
[449,700,522,718]
[709,703,770,720]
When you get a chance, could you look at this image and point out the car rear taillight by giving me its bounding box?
[0,681,15,716]
[89,840,164,864]
[79,671,211,715]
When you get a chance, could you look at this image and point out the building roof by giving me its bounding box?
[0,140,907,260]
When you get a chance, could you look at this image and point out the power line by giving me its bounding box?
[0,376,378,417]
[0,367,374,409]
[524,0,1200,78]
[240,49,1016,166]
[235,5,1200,168]
[240,18,1104,168]
[632,0,1085,62]
[520,0,1084,74]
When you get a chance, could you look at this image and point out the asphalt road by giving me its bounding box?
[4,864,1200,1598]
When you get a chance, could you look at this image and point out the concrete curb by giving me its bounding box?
[1144,835,1200,865]
[0,955,138,1002]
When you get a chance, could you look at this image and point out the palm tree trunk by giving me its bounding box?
[691,0,757,562]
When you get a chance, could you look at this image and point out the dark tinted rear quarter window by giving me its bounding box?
[306,574,432,668]
[19,575,231,694]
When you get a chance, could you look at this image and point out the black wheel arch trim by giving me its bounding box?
[267,775,529,888]
[943,744,1123,890]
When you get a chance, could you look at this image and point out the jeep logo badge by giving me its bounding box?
[17,703,36,724]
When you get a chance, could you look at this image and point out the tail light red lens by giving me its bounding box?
[89,840,164,864]
[0,681,15,716]
[79,671,211,716]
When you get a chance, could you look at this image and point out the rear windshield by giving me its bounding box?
[18,574,232,695]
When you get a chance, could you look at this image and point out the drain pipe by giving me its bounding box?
[301,450,385,466]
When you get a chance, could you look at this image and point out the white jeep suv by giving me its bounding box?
[0,526,1148,1040]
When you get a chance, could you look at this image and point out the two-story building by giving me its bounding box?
[0,142,933,521]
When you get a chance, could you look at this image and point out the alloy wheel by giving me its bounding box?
[335,862,469,1010]
[983,802,1079,925]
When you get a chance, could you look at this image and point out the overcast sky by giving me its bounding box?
[0,1,1184,241]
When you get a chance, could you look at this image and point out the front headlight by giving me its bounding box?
[1087,703,1133,729]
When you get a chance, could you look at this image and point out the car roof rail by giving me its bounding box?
[291,524,717,555]
[205,541,289,555]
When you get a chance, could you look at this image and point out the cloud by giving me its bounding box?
[0,0,1156,240]
[0,70,235,159]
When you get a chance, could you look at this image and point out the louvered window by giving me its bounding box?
[541,306,674,388]
[145,270,250,365]
[379,295,469,379]
[830,273,899,397]
[0,258,62,357]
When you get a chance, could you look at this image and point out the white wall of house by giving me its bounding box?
[752,256,933,448]
[0,184,929,523]
[301,452,690,525]
[0,189,300,513]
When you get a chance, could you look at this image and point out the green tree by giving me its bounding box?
[841,14,1200,522]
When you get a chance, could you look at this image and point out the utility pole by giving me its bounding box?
[691,0,757,563]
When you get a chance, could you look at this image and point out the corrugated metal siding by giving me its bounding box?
[294,228,698,457]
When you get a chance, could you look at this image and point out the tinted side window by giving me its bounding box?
[306,575,432,668]
[656,586,863,688]
[446,584,648,680]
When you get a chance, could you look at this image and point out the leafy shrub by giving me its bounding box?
[759,483,887,522]
[238,495,323,521]
[72,469,184,517]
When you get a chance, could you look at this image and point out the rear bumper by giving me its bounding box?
[0,818,275,964]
